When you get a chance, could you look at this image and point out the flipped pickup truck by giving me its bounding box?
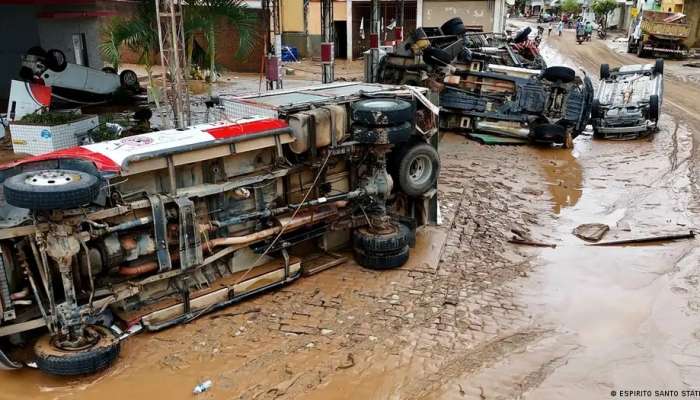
[0,83,439,376]
[592,59,664,139]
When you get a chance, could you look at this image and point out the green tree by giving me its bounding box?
[560,0,581,14]
[591,0,617,29]
[186,0,256,82]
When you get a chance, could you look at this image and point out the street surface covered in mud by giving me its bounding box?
[2,20,700,400]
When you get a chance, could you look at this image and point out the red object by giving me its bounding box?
[205,119,288,140]
[29,83,51,107]
[370,33,379,49]
[0,147,120,173]
[395,26,404,41]
[266,56,280,81]
[320,42,334,63]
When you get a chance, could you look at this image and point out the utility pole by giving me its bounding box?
[320,0,334,83]
[155,0,190,129]
[263,0,283,90]
[368,0,380,82]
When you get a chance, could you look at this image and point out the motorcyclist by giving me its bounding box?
[584,21,593,40]
[576,22,586,41]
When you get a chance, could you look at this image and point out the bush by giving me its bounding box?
[19,110,83,126]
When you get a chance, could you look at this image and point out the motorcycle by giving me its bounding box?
[597,28,607,39]
[576,34,584,45]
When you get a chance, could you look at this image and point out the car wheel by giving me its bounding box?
[353,221,411,253]
[351,98,414,126]
[649,94,660,121]
[46,49,67,72]
[532,123,566,144]
[600,64,610,80]
[591,99,602,119]
[513,27,532,44]
[353,245,410,270]
[119,69,139,89]
[397,143,440,197]
[441,17,466,35]
[351,121,413,144]
[3,169,101,210]
[102,67,117,74]
[542,66,576,83]
[654,58,664,75]
[34,325,120,376]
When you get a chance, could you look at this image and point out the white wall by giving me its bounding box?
[38,18,102,68]
[422,0,496,31]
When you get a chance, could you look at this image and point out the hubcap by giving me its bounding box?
[408,155,432,186]
[25,170,81,187]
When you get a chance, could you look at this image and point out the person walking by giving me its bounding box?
[548,21,553,36]
[557,19,563,36]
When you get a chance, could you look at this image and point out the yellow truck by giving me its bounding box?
[627,10,689,58]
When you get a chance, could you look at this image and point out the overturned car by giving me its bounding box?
[592,59,664,139]
[439,66,594,148]
[374,19,546,87]
[0,83,439,375]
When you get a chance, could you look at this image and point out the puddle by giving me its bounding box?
[535,148,583,214]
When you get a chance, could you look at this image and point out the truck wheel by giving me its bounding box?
[649,95,660,121]
[351,122,413,144]
[4,169,101,210]
[353,221,410,253]
[353,245,409,270]
[441,17,466,35]
[46,49,67,72]
[351,98,414,126]
[542,66,576,83]
[119,70,139,89]
[422,46,452,67]
[654,58,664,75]
[600,64,610,80]
[397,143,440,197]
[34,325,120,376]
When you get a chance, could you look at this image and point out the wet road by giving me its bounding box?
[3,20,700,400]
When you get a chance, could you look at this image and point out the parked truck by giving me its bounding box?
[627,10,689,58]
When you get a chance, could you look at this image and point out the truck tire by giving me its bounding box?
[351,98,414,126]
[441,17,466,35]
[353,221,410,253]
[351,121,413,144]
[513,27,532,44]
[600,64,610,80]
[46,49,67,72]
[542,66,576,83]
[4,169,101,210]
[34,325,120,376]
[353,245,410,270]
[654,58,664,75]
[397,143,440,197]
[649,94,660,121]
[119,70,139,89]
[531,123,566,144]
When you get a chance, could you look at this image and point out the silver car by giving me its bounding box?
[592,59,664,139]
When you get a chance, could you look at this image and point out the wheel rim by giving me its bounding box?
[25,170,81,187]
[51,51,65,66]
[408,155,433,187]
[123,71,137,85]
[51,326,101,351]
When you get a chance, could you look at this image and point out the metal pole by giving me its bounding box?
[369,0,380,82]
[321,0,334,83]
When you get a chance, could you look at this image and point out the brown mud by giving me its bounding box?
[2,20,700,400]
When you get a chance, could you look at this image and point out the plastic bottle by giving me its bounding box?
[193,380,213,394]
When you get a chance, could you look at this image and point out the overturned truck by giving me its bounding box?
[0,83,439,375]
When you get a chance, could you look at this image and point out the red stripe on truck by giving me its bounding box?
[0,147,120,173]
[204,119,288,139]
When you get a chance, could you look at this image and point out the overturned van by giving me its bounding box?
[0,83,439,375]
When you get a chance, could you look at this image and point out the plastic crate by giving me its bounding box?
[10,115,98,155]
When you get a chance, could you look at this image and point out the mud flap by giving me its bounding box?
[0,348,21,370]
